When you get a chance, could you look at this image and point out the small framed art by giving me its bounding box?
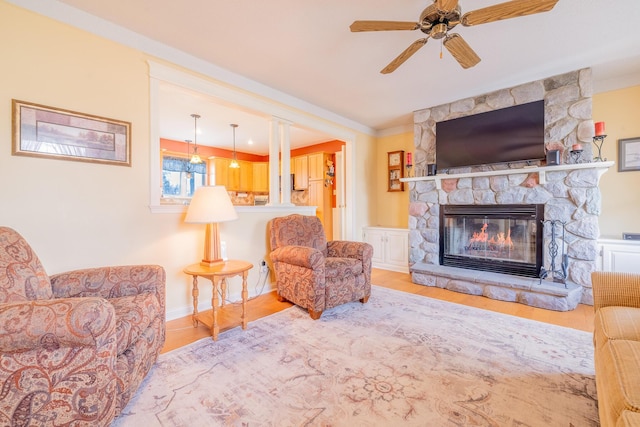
[618,137,640,172]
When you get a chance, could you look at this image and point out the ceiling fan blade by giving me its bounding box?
[462,0,558,26]
[436,0,459,13]
[443,34,481,69]
[350,20,420,32]
[381,38,429,74]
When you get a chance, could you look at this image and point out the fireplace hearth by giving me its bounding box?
[440,204,544,278]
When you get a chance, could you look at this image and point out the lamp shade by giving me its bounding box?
[185,186,238,224]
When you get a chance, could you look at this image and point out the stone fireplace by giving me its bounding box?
[406,68,613,311]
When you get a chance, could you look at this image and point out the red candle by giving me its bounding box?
[406,152,412,166]
[572,143,582,151]
[594,121,605,136]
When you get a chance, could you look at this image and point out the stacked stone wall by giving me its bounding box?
[409,68,601,305]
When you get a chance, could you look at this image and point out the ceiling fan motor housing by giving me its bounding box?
[420,4,461,38]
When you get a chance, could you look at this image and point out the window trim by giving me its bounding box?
[147,61,357,240]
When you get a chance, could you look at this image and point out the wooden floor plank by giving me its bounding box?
[162,268,594,353]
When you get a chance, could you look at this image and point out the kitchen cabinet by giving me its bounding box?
[252,162,268,193]
[597,239,640,273]
[228,163,240,191]
[292,155,308,190]
[212,158,229,188]
[239,160,252,192]
[308,152,325,180]
[212,158,252,192]
[362,227,409,273]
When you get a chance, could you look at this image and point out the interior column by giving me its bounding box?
[267,118,281,205]
[268,116,294,206]
[278,118,294,206]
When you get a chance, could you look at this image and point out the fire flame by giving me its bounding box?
[469,223,514,248]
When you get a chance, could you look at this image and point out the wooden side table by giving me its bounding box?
[183,260,253,341]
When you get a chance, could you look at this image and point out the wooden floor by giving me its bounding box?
[162,268,595,353]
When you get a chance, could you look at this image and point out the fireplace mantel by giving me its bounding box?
[401,161,614,190]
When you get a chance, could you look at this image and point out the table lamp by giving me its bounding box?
[185,186,238,267]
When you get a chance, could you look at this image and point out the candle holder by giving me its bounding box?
[569,149,584,164]
[592,135,607,162]
[406,164,413,178]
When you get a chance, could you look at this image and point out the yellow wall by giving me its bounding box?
[373,132,413,228]
[373,87,640,235]
[0,2,377,319]
[593,85,640,238]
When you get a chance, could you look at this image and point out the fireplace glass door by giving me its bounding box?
[440,204,543,277]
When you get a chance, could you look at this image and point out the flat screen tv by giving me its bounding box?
[435,100,545,170]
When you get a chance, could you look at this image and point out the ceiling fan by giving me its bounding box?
[350,0,559,74]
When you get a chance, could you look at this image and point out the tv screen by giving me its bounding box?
[435,100,545,170]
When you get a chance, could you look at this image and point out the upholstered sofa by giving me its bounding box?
[592,271,640,427]
[269,214,373,319]
[0,227,166,426]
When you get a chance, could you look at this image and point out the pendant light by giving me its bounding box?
[184,139,193,178]
[229,123,240,169]
[189,113,203,164]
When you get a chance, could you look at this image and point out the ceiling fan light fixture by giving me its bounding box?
[431,23,448,39]
[229,123,240,169]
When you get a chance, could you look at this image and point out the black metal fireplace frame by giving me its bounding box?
[439,204,544,278]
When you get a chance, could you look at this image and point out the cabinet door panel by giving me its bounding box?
[363,227,409,272]
[603,245,640,273]
[228,165,240,191]
[385,231,409,266]
[239,160,252,192]
[364,230,385,265]
[293,156,308,190]
[252,162,268,192]
[213,158,229,187]
[308,152,324,181]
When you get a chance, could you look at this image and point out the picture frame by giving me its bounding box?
[618,137,640,172]
[12,99,131,166]
[388,151,401,167]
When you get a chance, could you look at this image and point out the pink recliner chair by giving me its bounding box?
[269,214,373,319]
[0,227,165,426]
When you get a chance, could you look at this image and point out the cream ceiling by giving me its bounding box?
[11,0,640,154]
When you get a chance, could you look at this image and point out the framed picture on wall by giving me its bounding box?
[618,137,640,172]
[12,99,132,166]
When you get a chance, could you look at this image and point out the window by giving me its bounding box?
[161,155,206,202]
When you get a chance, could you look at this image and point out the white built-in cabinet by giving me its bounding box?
[362,226,409,273]
[597,239,640,274]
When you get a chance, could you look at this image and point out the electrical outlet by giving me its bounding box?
[260,259,268,273]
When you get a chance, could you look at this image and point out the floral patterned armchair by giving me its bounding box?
[0,227,165,426]
[269,214,373,319]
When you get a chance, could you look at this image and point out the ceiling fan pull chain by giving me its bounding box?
[440,39,444,59]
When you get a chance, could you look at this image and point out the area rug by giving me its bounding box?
[113,286,599,426]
